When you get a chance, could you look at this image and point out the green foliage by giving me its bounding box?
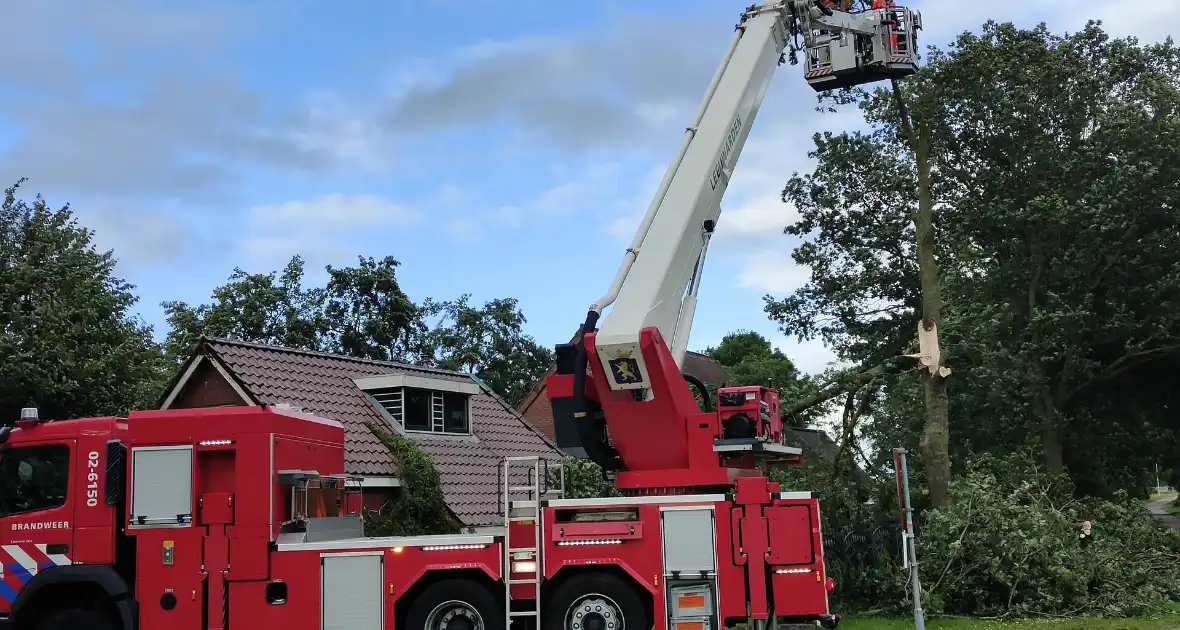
[769,19,1180,497]
[550,456,619,499]
[0,180,170,420]
[839,609,1180,630]
[163,254,552,405]
[702,330,822,426]
[322,255,426,362]
[776,450,1180,617]
[916,454,1180,617]
[419,295,553,407]
[773,457,902,611]
[363,425,460,536]
[162,255,420,362]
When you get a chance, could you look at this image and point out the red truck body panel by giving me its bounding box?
[0,405,832,630]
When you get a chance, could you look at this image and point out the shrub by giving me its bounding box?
[540,452,1180,618]
[916,453,1180,617]
[774,456,907,612]
[363,425,461,536]
[549,455,619,499]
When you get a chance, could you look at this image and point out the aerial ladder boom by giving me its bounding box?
[589,2,785,384]
[587,0,921,395]
[552,0,920,488]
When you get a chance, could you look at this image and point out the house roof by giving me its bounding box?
[168,338,559,527]
[786,427,840,461]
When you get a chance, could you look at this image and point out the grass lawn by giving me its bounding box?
[840,608,1180,630]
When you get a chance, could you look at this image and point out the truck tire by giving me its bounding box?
[405,577,503,630]
[544,573,647,630]
[34,608,118,630]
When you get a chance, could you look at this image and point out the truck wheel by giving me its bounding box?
[545,573,647,630]
[405,577,503,630]
[35,608,117,630]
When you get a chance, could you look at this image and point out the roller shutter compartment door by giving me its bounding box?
[321,553,383,630]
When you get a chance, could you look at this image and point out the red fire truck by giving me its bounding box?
[0,402,829,630]
[0,2,920,629]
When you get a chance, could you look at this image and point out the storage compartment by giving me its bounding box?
[660,508,716,575]
[321,552,383,630]
[669,584,714,617]
[130,446,194,527]
[765,505,815,565]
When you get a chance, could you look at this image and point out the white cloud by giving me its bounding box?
[433,184,469,206]
[444,218,481,242]
[238,193,420,269]
[528,162,627,216]
[288,91,394,173]
[236,235,350,273]
[248,194,419,232]
[738,250,811,294]
[73,197,204,271]
[771,332,840,376]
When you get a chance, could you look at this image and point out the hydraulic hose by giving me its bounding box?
[571,310,621,471]
[571,310,599,421]
[683,373,714,412]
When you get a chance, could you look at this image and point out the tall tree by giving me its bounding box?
[162,255,422,362]
[161,255,328,360]
[164,256,551,405]
[769,21,1180,496]
[0,180,169,420]
[702,330,820,426]
[321,256,427,363]
[418,295,553,407]
[889,75,953,508]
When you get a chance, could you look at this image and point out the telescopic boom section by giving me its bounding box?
[549,0,920,491]
[589,5,787,387]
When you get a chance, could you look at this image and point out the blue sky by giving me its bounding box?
[2,0,1173,375]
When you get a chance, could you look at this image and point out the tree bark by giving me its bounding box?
[893,79,952,508]
[1035,382,1066,475]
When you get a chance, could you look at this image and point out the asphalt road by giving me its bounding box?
[1147,496,1180,530]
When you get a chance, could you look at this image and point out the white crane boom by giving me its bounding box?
[587,0,920,392]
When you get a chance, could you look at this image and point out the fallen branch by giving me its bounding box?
[783,354,916,418]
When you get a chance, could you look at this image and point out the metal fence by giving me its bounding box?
[821,521,905,610]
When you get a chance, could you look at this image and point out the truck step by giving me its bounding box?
[507,578,539,585]
[509,610,539,617]
[508,547,538,554]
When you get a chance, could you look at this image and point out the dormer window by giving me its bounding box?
[354,374,479,435]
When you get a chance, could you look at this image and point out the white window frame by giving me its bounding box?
[356,375,477,436]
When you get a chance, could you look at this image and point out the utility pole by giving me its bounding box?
[893,447,925,630]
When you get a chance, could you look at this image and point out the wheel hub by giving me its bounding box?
[568,596,621,630]
[426,600,483,630]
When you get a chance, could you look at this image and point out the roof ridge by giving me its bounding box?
[202,336,469,379]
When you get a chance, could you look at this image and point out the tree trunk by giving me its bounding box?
[1035,385,1065,475]
[912,124,952,509]
[892,81,953,509]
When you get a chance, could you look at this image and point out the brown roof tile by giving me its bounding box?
[682,351,733,386]
[201,338,560,526]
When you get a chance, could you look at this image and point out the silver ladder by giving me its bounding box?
[501,456,564,628]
